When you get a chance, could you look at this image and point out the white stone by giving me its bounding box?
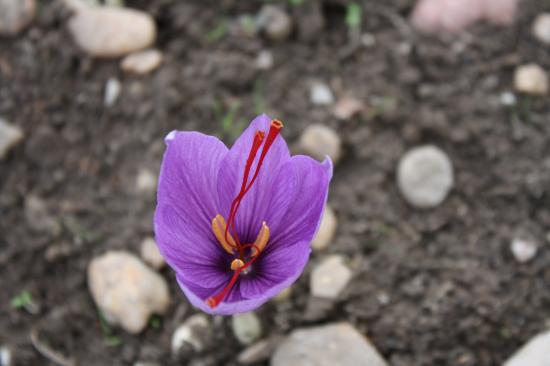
[312,206,337,251]
[397,145,454,208]
[500,91,517,106]
[0,346,11,366]
[311,255,352,299]
[136,168,158,194]
[257,5,292,41]
[88,251,170,334]
[68,6,156,58]
[0,0,36,36]
[504,330,550,366]
[299,124,341,163]
[310,81,334,106]
[514,64,548,96]
[0,118,23,160]
[104,78,121,107]
[140,237,165,269]
[533,13,550,45]
[271,322,388,366]
[121,49,163,75]
[232,312,262,345]
[172,314,210,355]
[511,238,538,263]
[332,97,364,120]
[255,50,274,70]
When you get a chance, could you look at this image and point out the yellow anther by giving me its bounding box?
[251,221,269,256]
[231,258,245,270]
[212,214,237,255]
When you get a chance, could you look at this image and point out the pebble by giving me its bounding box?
[255,50,274,70]
[312,205,337,251]
[532,13,550,45]
[299,124,342,164]
[171,314,211,356]
[232,312,262,345]
[332,97,364,120]
[134,363,160,366]
[310,81,335,106]
[24,195,60,235]
[510,238,538,263]
[88,251,170,334]
[514,64,548,96]
[68,6,156,58]
[397,145,454,208]
[121,49,163,75]
[271,322,388,366]
[0,118,23,160]
[257,5,292,41]
[310,255,352,299]
[237,336,282,365]
[140,237,165,269]
[136,168,158,194]
[504,330,550,366]
[104,78,121,107]
[500,91,517,106]
[0,346,11,366]
[0,0,36,36]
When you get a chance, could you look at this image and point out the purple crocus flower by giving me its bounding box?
[154,114,332,315]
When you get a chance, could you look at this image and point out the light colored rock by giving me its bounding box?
[24,195,60,234]
[257,5,292,41]
[136,168,158,194]
[0,0,36,36]
[514,64,548,96]
[397,145,454,208]
[68,6,156,58]
[271,322,388,366]
[332,97,364,120]
[0,346,11,366]
[232,312,262,345]
[172,314,211,355]
[121,49,163,75]
[312,206,337,251]
[310,81,334,106]
[140,237,165,269]
[104,78,121,107]
[299,124,341,163]
[255,50,274,70]
[500,91,516,106]
[533,13,550,45]
[511,238,538,263]
[311,255,352,299]
[238,336,282,365]
[504,330,550,366]
[88,251,170,334]
[0,118,23,160]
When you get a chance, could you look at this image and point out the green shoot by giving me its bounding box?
[98,311,122,347]
[207,21,228,42]
[10,290,34,309]
[346,3,362,29]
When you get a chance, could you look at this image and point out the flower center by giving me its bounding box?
[206,120,283,309]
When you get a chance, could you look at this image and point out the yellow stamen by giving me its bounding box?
[231,258,245,270]
[212,214,237,254]
[251,221,269,256]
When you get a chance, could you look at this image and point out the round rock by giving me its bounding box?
[312,205,337,251]
[397,145,454,208]
[232,312,262,345]
[68,6,156,58]
[121,49,163,75]
[310,81,334,106]
[0,0,36,36]
[504,330,550,366]
[299,124,341,164]
[257,5,292,41]
[510,238,538,263]
[88,251,170,334]
[514,64,548,96]
[140,237,165,269]
[310,255,352,299]
[533,13,550,45]
[172,314,211,356]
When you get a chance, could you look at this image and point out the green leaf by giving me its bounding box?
[346,3,362,29]
[207,21,228,42]
[10,291,33,309]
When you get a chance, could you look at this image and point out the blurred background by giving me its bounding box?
[1,0,549,365]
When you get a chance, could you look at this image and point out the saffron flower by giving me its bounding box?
[154,114,332,315]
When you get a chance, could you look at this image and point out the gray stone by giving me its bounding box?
[136,168,157,194]
[312,205,337,251]
[0,346,11,366]
[171,314,211,356]
[140,237,165,269]
[533,13,550,45]
[104,78,121,107]
[310,81,334,106]
[271,322,388,366]
[88,251,170,334]
[397,145,454,208]
[0,0,36,36]
[238,336,282,365]
[504,330,550,366]
[0,118,23,160]
[232,312,262,345]
[310,255,352,299]
[299,124,341,164]
[514,64,548,96]
[24,195,60,234]
[257,5,292,41]
[68,6,156,58]
[510,238,538,263]
[255,50,274,70]
[121,49,163,75]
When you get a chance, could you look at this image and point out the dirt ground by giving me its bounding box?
[1,0,550,365]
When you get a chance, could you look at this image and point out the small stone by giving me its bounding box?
[0,346,11,366]
[310,255,352,299]
[0,118,23,160]
[397,145,454,208]
[310,81,334,106]
[332,97,364,120]
[510,238,538,263]
[121,49,163,75]
[171,314,211,356]
[271,322,388,366]
[237,336,282,365]
[136,168,158,194]
[140,237,165,269]
[299,124,341,163]
[255,50,274,70]
[361,33,376,47]
[0,0,36,36]
[24,195,60,234]
[134,363,160,366]
[104,78,121,107]
[88,251,170,333]
[257,5,292,41]
[500,91,517,106]
[504,330,550,366]
[514,64,548,96]
[232,312,262,345]
[312,206,337,251]
[533,13,550,44]
[68,6,156,58]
